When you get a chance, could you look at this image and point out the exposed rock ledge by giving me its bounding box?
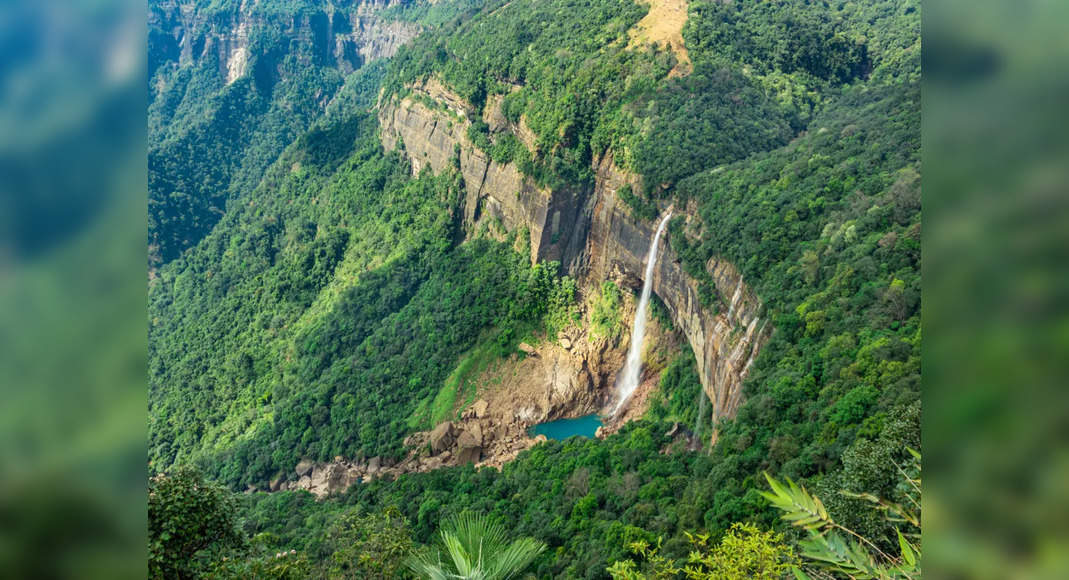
[150,0,419,85]
[378,81,771,442]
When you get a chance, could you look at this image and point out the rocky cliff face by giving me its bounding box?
[379,80,590,266]
[584,155,770,434]
[149,0,419,83]
[379,83,770,441]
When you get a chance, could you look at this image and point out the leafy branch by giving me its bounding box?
[761,449,921,579]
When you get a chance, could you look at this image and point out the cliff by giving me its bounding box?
[379,82,770,440]
[149,0,419,84]
[379,79,589,266]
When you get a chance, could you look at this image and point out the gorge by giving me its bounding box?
[147,0,922,575]
[379,80,770,446]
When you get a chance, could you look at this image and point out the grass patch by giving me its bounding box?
[410,335,502,429]
[590,280,623,340]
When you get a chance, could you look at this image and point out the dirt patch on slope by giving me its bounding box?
[628,0,691,76]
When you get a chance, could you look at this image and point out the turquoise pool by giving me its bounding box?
[530,414,603,440]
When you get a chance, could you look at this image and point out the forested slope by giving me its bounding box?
[148,0,416,267]
[149,0,921,577]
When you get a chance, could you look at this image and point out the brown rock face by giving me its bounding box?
[295,459,314,477]
[585,155,769,441]
[429,421,456,454]
[455,423,483,464]
[379,87,770,442]
[378,83,590,266]
[150,0,419,81]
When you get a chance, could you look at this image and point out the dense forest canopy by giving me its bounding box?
[148,0,921,577]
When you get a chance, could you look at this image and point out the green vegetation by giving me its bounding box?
[149,468,244,579]
[149,0,404,266]
[407,512,546,579]
[148,0,921,577]
[645,354,703,428]
[418,338,501,429]
[617,185,658,222]
[320,507,415,579]
[762,449,921,579]
[590,281,625,340]
[607,523,798,579]
[149,109,582,488]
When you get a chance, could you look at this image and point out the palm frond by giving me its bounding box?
[759,472,833,533]
[406,548,453,580]
[411,512,544,580]
[488,536,546,580]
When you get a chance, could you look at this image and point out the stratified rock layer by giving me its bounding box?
[150,0,419,83]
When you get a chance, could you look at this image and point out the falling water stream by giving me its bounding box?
[613,210,672,416]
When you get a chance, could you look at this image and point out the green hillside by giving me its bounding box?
[148,0,921,577]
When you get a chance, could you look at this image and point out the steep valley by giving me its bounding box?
[148,0,921,577]
[380,80,769,444]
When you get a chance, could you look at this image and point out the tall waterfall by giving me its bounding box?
[613,211,672,415]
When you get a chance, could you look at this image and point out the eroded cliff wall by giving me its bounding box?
[378,82,769,438]
[378,80,589,266]
[149,0,419,83]
[585,155,770,428]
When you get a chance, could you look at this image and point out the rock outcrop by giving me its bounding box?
[379,83,770,442]
[379,80,590,266]
[429,421,456,454]
[295,458,315,477]
[150,0,419,84]
[585,154,769,438]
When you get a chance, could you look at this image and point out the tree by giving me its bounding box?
[406,512,546,580]
[760,449,921,579]
[607,523,798,579]
[149,467,244,579]
[324,507,416,579]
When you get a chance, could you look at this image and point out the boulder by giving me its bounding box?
[269,475,284,492]
[473,399,489,418]
[560,337,572,350]
[455,423,484,464]
[518,342,538,356]
[306,464,352,498]
[367,456,382,474]
[295,459,315,477]
[430,421,456,454]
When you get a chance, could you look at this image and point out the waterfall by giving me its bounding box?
[693,386,707,444]
[613,211,672,415]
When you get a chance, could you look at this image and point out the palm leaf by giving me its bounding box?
[759,472,833,533]
[487,536,546,580]
[410,512,544,580]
